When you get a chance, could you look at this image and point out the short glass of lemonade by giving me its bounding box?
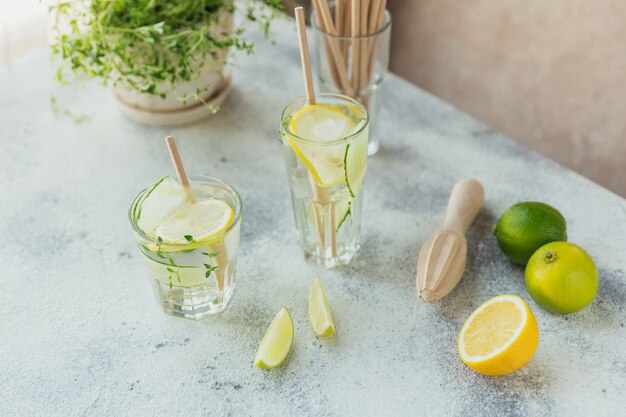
[129,175,242,319]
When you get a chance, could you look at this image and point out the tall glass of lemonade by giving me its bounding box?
[280,93,369,268]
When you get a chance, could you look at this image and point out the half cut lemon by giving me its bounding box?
[458,294,539,376]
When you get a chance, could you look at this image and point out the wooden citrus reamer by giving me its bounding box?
[294,7,338,258]
[164,135,229,291]
[416,179,485,302]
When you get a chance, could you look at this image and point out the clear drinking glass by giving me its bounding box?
[280,93,369,268]
[312,8,391,155]
[129,175,242,319]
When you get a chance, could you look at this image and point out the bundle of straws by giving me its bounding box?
[311,0,388,100]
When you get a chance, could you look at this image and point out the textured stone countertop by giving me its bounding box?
[1,17,625,417]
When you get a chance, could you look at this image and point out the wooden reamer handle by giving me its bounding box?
[443,178,485,235]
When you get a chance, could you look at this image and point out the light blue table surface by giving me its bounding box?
[1,16,625,417]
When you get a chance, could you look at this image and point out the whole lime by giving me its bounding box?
[525,242,598,314]
[494,202,567,265]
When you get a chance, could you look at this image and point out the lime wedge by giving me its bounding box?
[155,199,234,245]
[308,278,336,337]
[287,104,358,187]
[254,307,294,369]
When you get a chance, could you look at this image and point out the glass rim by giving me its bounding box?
[280,93,369,147]
[311,9,391,40]
[128,174,243,247]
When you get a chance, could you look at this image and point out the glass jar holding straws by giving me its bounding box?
[311,0,390,156]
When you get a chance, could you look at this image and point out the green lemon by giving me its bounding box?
[525,242,599,314]
[494,202,567,265]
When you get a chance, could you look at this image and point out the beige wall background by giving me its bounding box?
[388,0,626,197]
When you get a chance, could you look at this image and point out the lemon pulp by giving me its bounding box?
[458,295,539,376]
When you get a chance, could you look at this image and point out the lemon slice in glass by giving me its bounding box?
[288,104,359,187]
[155,199,234,247]
[254,307,294,369]
[308,278,336,337]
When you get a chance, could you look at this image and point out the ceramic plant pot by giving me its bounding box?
[111,10,233,127]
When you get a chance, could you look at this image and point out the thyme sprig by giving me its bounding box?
[154,234,221,288]
[155,236,181,289]
[50,96,89,123]
[201,247,220,278]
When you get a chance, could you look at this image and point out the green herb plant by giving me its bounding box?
[50,0,283,105]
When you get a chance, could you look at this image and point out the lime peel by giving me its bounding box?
[336,200,352,232]
[134,176,168,221]
[343,144,355,198]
